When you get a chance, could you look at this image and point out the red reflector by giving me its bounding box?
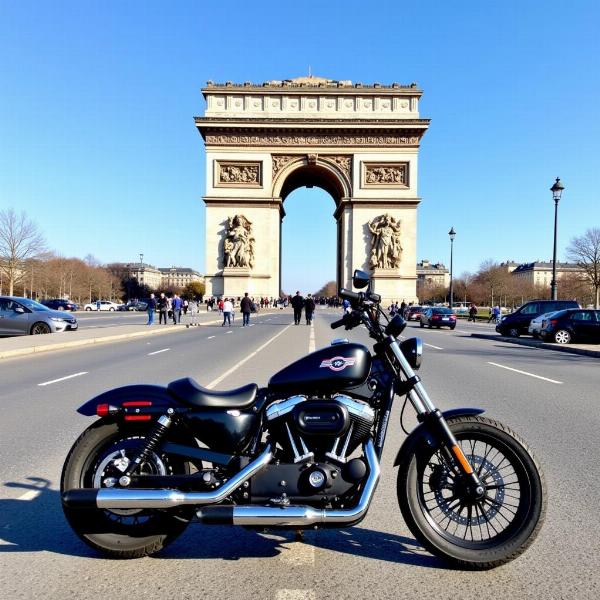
[97,404,110,417]
[124,415,152,421]
[550,319,558,326]
[122,401,153,407]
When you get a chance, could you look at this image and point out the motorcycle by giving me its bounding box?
[61,270,546,569]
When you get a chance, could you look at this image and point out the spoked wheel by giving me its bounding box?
[61,421,193,558]
[31,322,51,334]
[553,329,571,344]
[397,415,546,569]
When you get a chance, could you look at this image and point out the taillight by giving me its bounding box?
[122,401,153,407]
[124,414,152,422]
[96,403,110,417]
[550,319,558,327]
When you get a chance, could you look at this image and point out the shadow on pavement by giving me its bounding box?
[1,478,444,568]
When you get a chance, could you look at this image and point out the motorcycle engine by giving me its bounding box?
[266,394,375,463]
[249,395,375,505]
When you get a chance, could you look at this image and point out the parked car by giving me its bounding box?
[495,299,580,337]
[420,307,457,330]
[119,300,148,311]
[40,298,79,311]
[540,309,600,344]
[83,300,120,311]
[0,296,78,335]
[527,311,559,338]
[405,305,424,321]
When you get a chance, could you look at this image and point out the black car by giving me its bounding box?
[420,307,457,330]
[540,309,600,344]
[495,299,579,337]
[40,298,78,311]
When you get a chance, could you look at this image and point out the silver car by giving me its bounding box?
[0,296,78,336]
[527,311,558,338]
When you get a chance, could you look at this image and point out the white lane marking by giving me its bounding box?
[207,324,292,389]
[148,348,170,356]
[309,323,315,353]
[249,323,255,327]
[38,371,88,387]
[278,540,315,565]
[423,342,444,350]
[275,591,316,600]
[207,336,215,339]
[225,330,233,334]
[17,489,41,501]
[487,362,563,384]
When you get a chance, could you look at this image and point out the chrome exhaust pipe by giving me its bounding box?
[198,439,380,527]
[62,445,273,509]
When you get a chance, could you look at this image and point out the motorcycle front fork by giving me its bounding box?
[388,336,484,496]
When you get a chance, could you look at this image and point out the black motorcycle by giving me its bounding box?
[61,270,546,569]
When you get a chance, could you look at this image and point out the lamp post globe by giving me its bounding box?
[448,227,456,308]
[549,178,564,301]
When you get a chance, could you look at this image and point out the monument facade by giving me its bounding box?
[195,76,429,300]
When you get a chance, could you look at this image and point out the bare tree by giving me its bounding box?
[0,209,47,295]
[567,228,600,308]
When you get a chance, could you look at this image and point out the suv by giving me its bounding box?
[496,300,580,337]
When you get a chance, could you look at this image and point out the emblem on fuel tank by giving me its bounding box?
[320,356,357,372]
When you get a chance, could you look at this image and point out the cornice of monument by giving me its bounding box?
[202,76,422,96]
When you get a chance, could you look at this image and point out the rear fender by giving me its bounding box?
[77,384,184,419]
[393,407,485,467]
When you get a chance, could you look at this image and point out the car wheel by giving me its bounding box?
[31,322,51,335]
[553,329,571,344]
[420,322,424,328]
[85,307,91,311]
[109,307,115,311]
[450,326,456,330]
[531,332,539,339]
[508,327,520,337]
[58,306,65,311]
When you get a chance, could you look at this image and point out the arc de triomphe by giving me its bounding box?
[195,76,429,300]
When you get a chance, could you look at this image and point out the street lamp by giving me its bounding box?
[549,178,564,301]
[448,227,456,308]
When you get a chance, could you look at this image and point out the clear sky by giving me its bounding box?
[1,1,598,293]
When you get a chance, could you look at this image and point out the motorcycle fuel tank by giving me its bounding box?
[268,342,372,395]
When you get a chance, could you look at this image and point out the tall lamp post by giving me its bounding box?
[549,178,564,301]
[448,227,456,308]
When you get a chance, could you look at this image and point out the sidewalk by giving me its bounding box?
[471,333,600,358]
[0,310,277,360]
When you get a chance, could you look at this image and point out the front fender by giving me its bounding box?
[393,407,485,467]
[77,384,181,416]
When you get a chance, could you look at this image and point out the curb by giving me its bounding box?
[471,333,600,358]
[0,311,281,360]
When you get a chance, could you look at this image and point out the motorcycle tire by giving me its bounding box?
[61,420,193,559]
[397,415,546,570]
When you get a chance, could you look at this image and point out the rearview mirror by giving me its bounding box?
[352,269,370,289]
[14,307,25,314]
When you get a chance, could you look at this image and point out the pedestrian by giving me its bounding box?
[492,305,501,324]
[222,297,233,327]
[96,299,101,311]
[305,293,316,325]
[188,298,199,326]
[468,303,478,322]
[389,301,397,316]
[240,292,252,327]
[146,293,156,325]
[183,298,189,315]
[158,293,169,324]
[342,298,351,314]
[291,290,304,325]
[172,294,182,324]
[400,300,407,316]
[218,298,224,315]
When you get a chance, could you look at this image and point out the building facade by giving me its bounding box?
[510,261,584,286]
[110,263,203,290]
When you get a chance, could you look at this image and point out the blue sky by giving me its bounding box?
[1,1,598,293]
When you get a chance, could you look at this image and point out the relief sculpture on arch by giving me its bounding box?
[223,215,255,269]
[368,214,403,270]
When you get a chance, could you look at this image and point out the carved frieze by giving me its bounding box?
[362,162,409,188]
[326,155,352,180]
[206,133,421,147]
[272,155,298,179]
[216,161,262,187]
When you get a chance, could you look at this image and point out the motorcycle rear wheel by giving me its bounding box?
[397,415,546,569]
[61,420,193,559]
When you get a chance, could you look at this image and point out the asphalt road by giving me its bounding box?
[1,308,599,599]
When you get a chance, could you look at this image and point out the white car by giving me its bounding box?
[84,301,120,312]
[528,311,558,338]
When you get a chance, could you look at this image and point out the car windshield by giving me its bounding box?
[434,308,453,314]
[18,298,50,312]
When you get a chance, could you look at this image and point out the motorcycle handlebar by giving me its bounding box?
[331,317,346,329]
[339,288,360,302]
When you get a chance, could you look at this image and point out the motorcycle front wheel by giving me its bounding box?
[397,415,546,569]
[61,420,193,559]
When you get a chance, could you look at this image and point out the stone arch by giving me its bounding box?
[272,155,352,203]
[196,76,429,301]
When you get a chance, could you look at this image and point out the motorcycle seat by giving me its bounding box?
[167,377,258,409]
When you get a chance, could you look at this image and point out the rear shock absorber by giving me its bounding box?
[121,414,172,481]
